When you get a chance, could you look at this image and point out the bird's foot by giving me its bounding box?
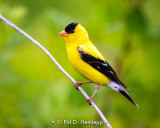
[74,82,92,90]
[86,85,99,105]
[74,82,82,90]
[86,97,94,105]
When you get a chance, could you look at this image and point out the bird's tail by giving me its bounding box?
[108,81,139,107]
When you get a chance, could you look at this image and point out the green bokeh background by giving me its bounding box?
[0,0,160,128]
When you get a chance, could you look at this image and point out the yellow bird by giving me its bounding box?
[58,23,139,107]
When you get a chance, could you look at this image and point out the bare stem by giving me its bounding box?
[0,14,112,128]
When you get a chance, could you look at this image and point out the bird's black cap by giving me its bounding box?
[65,23,78,34]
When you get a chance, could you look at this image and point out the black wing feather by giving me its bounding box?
[77,47,128,89]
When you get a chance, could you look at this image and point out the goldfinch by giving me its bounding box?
[58,23,139,107]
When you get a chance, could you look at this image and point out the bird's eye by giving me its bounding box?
[68,29,74,33]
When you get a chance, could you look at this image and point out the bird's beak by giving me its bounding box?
[58,30,68,37]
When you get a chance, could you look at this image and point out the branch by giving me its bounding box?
[0,14,112,128]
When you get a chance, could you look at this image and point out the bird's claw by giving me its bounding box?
[74,83,82,90]
[74,82,92,90]
[86,97,94,105]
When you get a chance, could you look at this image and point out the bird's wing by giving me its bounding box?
[77,46,128,89]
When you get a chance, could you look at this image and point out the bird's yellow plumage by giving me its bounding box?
[58,23,138,107]
[65,24,109,85]
[66,41,109,85]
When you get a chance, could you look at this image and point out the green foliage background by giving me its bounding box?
[0,0,160,127]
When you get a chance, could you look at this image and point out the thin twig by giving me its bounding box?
[0,14,112,128]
